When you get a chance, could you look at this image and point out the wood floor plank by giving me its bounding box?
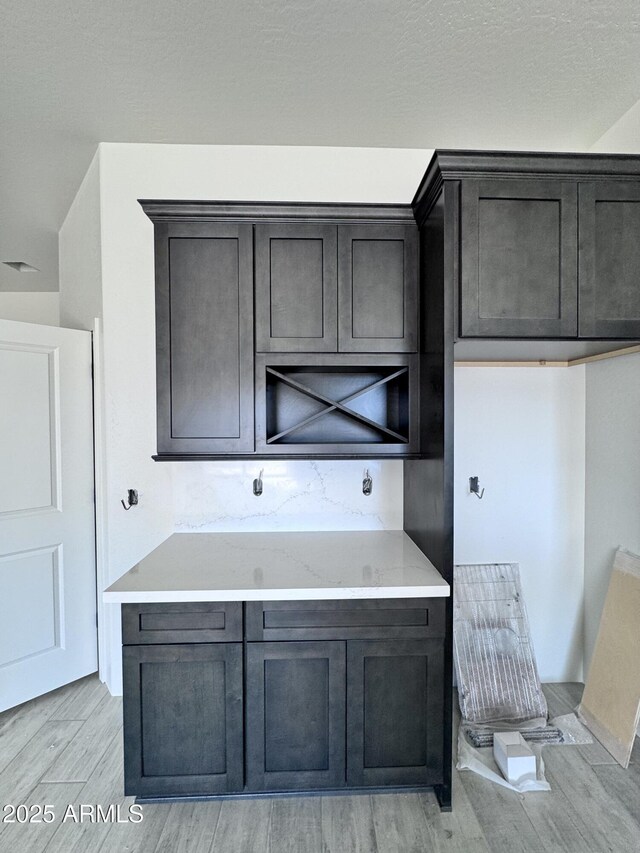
[0,720,82,807]
[518,782,601,853]
[458,769,545,853]
[543,744,640,853]
[97,801,170,853]
[153,802,221,853]
[592,761,640,828]
[41,695,122,783]
[43,732,126,853]
[419,778,490,852]
[0,782,83,852]
[0,682,86,774]
[212,798,272,853]
[543,683,618,766]
[50,676,106,722]
[320,794,377,853]
[576,738,619,766]
[543,682,583,717]
[371,792,436,853]
[269,796,321,853]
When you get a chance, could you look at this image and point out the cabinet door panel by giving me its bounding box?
[246,641,346,791]
[338,225,418,352]
[460,179,577,338]
[155,222,254,454]
[579,181,640,338]
[123,643,243,797]
[255,224,337,352]
[347,639,443,787]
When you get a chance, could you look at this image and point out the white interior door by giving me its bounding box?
[0,318,96,711]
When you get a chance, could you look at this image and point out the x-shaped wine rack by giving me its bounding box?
[266,366,409,444]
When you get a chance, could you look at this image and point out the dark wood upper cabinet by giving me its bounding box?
[255,223,338,352]
[460,179,578,338]
[579,181,640,338]
[338,224,418,352]
[154,221,254,455]
[256,221,418,354]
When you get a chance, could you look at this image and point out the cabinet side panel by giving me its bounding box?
[405,183,454,810]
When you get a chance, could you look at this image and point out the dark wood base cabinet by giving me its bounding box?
[121,599,449,807]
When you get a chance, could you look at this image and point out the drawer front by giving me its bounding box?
[245,598,445,641]
[122,602,242,644]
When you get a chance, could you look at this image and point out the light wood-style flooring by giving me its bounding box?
[0,677,638,852]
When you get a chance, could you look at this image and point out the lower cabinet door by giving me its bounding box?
[246,641,346,791]
[347,639,444,787]
[123,643,243,797]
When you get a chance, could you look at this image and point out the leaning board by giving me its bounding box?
[579,548,640,768]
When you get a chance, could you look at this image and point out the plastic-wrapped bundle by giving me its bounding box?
[453,563,548,728]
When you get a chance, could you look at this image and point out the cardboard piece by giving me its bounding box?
[578,548,640,768]
[493,731,537,786]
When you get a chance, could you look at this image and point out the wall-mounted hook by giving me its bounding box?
[253,469,264,497]
[469,476,485,500]
[121,489,139,511]
[362,469,373,496]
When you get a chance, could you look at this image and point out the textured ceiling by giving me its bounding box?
[1,0,640,291]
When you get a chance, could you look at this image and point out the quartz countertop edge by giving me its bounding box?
[103,531,450,603]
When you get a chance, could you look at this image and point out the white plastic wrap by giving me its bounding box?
[457,724,551,793]
[453,563,548,728]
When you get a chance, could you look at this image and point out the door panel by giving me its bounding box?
[460,179,578,338]
[123,643,243,797]
[579,181,640,338]
[255,224,338,352]
[246,641,346,791]
[338,225,418,352]
[0,546,61,667]
[0,319,96,711]
[155,222,254,454]
[0,346,55,514]
[347,639,444,787]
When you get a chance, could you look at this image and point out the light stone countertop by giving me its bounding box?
[103,531,450,603]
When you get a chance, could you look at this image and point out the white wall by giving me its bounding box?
[586,105,640,677]
[454,366,586,682]
[584,353,640,674]
[59,150,103,331]
[62,142,595,693]
[590,96,640,152]
[0,292,59,325]
[95,143,431,693]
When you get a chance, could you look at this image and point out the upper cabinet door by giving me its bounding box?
[460,179,578,338]
[155,222,254,455]
[579,182,640,339]
[338,225,418,353]
[255,224,338,352]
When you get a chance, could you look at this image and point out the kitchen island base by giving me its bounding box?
[121,598,449,809]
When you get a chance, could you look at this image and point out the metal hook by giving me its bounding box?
[362,468,373,496]
[253,469,264,497]
[469,476,485,499]
[121,489,138,511]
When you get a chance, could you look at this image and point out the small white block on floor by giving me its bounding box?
[493,732,537,786]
